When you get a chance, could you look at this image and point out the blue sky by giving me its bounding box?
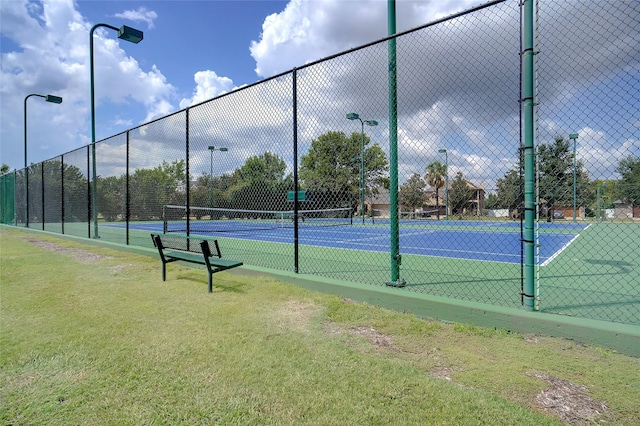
[1,0,637,188]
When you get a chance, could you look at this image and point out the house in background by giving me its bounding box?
[424,179,485,216]
[368,178,486,218]
[365,189,391,217]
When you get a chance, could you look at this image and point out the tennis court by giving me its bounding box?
[107,216,586,265]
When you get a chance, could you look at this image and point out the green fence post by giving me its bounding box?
[386,0,405,287]
[522,0,536,310]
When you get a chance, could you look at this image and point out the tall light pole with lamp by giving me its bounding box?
[438,149,449,220]
[208,146,228,208]
[90,23,143,238]
[346,113,378,224]
[24,93,63,227]
[569,133,579,223]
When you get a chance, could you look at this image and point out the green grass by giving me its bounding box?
[1,229,639,425]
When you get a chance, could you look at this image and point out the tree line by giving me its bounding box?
[2,135,638,222]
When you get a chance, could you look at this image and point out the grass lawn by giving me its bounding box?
[1,229,639,425]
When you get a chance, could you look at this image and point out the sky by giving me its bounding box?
[1,0,487,170]
[1,0,638,190]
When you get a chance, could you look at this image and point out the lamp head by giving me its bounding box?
[364,120,378,126]
[219,147,228,152]
[118,25,143,43]
[438,149,447,153]
[346,113,359,120]
[46,95,63,104]
[569,133,579,140]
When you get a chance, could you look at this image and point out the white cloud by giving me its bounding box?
[179,71,236,109]
[0,0,174,168]
[250,0,486,78]
[113,7,158,29]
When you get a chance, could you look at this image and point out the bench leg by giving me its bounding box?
[208,271,213,293]
[162,263,167,281]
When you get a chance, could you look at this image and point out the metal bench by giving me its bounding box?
[151,233,243,293]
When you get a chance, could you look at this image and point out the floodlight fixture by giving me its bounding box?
[118,25,144,44]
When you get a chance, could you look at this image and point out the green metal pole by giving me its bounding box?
[444,151,449,220]
[386,0,404,287]
[522,0,535,310]
[24,94,62,228]
[570,133,578,223]
[90,24,118,239]
[360,121,365,224]
[209,149,214,209]
[573,141,576,222]
[89,24,118,238]
[596,184,601,223]
[89,23,142,238]
[24,95,31,228]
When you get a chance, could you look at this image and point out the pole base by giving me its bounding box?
[385,279,406,288]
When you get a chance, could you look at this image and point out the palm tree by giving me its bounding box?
[425,161,447,219]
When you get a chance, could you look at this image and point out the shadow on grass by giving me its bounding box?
[177,273,249,293]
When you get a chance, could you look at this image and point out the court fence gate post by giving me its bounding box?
[521,0,536,311]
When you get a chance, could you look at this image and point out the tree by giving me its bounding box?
[235,152,289,190]
[399,173,425,211]
[537,137,591,219]
[128,160,185,220]
[494,169,522,212]
[225,152,293,211]
[424,161,446,219]
[62,163,89,222]
[1,164,9,174]
[449,171,472,219]
[300,131,388,211]
[485,193,500,210]
[616,155,640,206]
[97,175,125,222]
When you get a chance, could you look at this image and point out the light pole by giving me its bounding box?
[24,93,63,227]
[569,133,579,223]
[346,113,378,224]
[90,23,143,238]
[438,149,449,220]
[208,146,228,208]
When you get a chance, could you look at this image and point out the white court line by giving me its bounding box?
[541,234,579,266]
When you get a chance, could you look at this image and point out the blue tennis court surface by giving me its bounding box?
[113,220,586,265]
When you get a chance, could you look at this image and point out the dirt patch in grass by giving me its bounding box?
[277,300,324,333]
[528,372,610,425]
[427,365,455,381]
[21,237,110,264]
[326,323,397,351]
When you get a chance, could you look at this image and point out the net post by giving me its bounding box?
[162,205,167,234]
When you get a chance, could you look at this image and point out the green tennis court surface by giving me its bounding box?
[59,219,639,325]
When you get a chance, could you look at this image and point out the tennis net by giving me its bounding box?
[163,205,353,233]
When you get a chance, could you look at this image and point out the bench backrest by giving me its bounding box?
[151,234,222,258]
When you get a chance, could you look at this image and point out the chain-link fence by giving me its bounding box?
[1,0,638,325]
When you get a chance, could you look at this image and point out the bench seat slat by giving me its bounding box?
[165,251,242,269]
[164,250,204,263]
